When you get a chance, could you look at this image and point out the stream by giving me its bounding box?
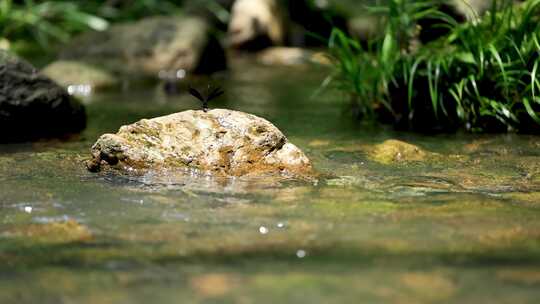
[1,60,540,303]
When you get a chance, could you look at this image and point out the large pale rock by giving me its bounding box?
[0,38,9,51]
[0,51,86,142]
[451,0,493,20]
[61,16,226,77]
[87,109,312,177]
[41,60,118,93]
[228,0,285,50]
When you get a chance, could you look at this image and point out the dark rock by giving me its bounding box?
[418,0,495,44]
[286,0,349,47]
[0,51,86,142]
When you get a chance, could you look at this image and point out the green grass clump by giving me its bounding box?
[328,0,540,133]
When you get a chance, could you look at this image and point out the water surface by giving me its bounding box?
[1,61,540,303]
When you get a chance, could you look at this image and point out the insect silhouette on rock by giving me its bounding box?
[188,84,224,112]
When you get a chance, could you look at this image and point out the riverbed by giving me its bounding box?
[1,61,540,303]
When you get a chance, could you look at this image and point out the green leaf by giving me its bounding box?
[67,11,109,31]
[455,52,475,65]
[381,32,395,66]
[523,98,540,124]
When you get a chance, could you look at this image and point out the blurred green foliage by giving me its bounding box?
[0,0,187,52]
[1,0,106,48]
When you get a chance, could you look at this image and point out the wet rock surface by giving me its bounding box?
[87,109,312,177]
[0,51,86,142]
[61,16,226,77]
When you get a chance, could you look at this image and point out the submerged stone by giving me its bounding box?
[400,272,456,301]
[190,273,238,298]
[7,220,93,244]
[87,109,313,177]
[0,51,86,142]
[61,16,226,77]
[370,139,432,164]
[497,269,540,285]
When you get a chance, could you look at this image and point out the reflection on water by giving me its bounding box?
[1,61,540,303]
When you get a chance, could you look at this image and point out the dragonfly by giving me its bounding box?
[188,84,224,112]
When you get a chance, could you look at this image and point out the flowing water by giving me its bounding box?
[1,61,540,303]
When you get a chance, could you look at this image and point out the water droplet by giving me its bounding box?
[67,84,92,96]
[296,249,307,258]
[176,69,186,79]
[259,226,269,234]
